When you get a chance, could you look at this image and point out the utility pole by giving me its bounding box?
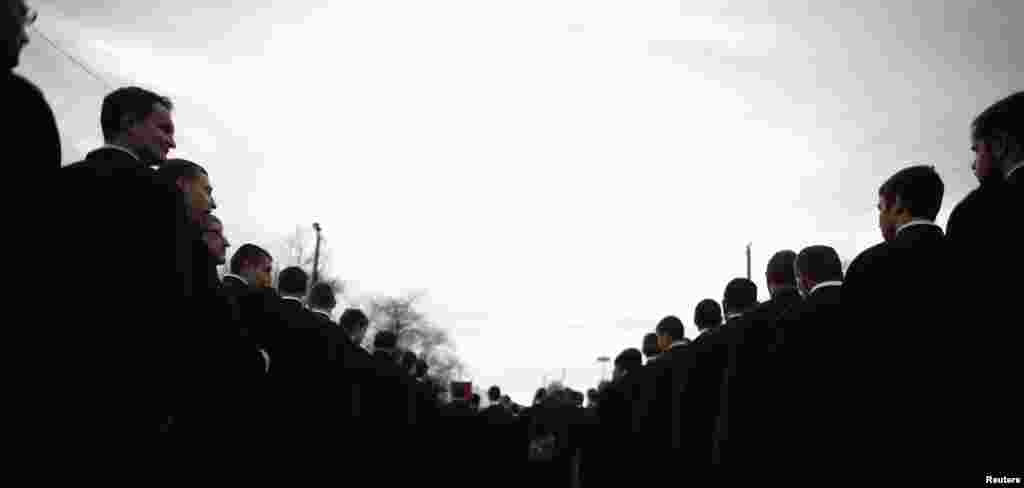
[746,242,752,281]
[312,222,322,284]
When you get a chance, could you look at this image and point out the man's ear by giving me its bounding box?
[120,113,140,134]
[174,176,188,192]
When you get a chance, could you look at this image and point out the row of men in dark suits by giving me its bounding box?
[44,76,456,477]
[584,101,1021,481]
[17,0,1020,477]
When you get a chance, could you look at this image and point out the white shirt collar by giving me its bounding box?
[100,143,139,160]
[281,295,305,307]
[896,219,938,236]
[669,340,689,349]
[224,273,248,284]
[809,280,843,295]
[1007,161,1023,180]
[725,312,743,321]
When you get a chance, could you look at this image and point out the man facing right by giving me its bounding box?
[842,165,955,479]
[59,87,193,443]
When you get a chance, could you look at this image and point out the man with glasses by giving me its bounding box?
[3,1,60,164]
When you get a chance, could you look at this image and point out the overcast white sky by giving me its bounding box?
[37,0,1021,404]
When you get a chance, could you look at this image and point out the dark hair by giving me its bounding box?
[277,266,308,296]
[157,158,207,187]
[615,348,643,375]
[100,87,173,141]
[655,315,686,341]
[796,245,844,285]
[972,91,1023,166]
[307,282,337,310]
[401,350,417,372]
[229,244,272,275]
[374,330,398,350]
[694,299,723,330]
[724,278,758,314]
[642,332,659,358]
[471,393,481,405]
[488,386,501,401]
[415,358,429,378]
[766,250,797,287]
[338,308,369,333]
[878,165,944,221]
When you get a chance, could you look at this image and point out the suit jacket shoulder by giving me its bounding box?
[5,73,60,166]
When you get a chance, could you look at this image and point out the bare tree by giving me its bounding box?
[273,225,345,295]
[365,292,467,385]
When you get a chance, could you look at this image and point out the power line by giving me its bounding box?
[30,24,113,91]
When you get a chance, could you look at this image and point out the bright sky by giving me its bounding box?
[37,0,1021,405]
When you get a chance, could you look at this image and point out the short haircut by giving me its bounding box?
[655,315,686,341]
[307,282,337,310]
[766,250,798,286]
[157,159,207,188]
[374,330,398,350]
[796,245,844,284]
[878,165,944,221]
[229,244,272,274]
[277,266,308,295]
[338,308,369,333]
[724,278,758,313]
[642,332,660,358]
[488,386,501,401]
[972,91,1023,164]
[615,348,643,375]
[100,87,173,141]
[694,299,723,329]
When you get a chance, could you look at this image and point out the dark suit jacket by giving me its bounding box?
[6,72,60,165]
[946,176,1022,473]
[713,288,802,467]
[842,223,960,476]
[60,147,194,439]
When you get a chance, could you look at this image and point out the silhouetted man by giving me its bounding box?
[224,244,274,298]
[946,92,1022,473]
[307,282,337,324]
[843,165,952,477]
[717,246,843,475]
[694,298,723,339]
[59,86,193,442]
[714,251,803,466]
[594,348,644,480]
[641,332,660,363]
[721,278,758,327]
[4,1,60,164]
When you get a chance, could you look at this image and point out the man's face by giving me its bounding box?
[125,103,176,162]
[179,173,216,223]
[877,194,907,242]
[971,139,997,183]
[201,219,230,265]
[2,1,30,70]
[245,257,273,289]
